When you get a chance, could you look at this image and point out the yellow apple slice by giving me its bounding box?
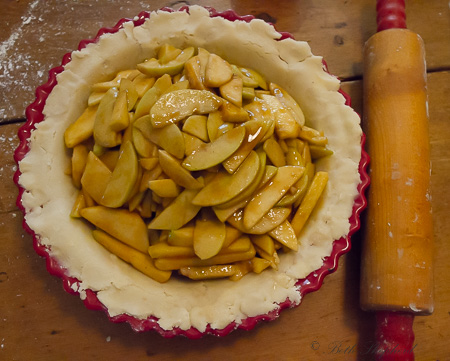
[158,150,203,189]
[193,210,226,260]
[134,115,185,159]
[205,53,233,88]
[148,243,195,258]
[150,89,223,128]
[92,229,171,283]
[239,67,268,90]
[132,127,155,158]
[99,149,120,171]
[70,190,86,218]
[251,258,271,274]
[243,165,305,229]
[91,69,141,92]
[81,206,149,253]
[231,65,259,88]
[260,94,300,139]
[119,78,138,111]
[268,220,298,251]
[269,83,305,126]
[93,87,122,148]
[182,132,205,156]
[291,171,329,236]
[167,226,194,247]
[64,106,98,148]
[157,44,182,64]
[80,152,112,204]
[148,187,202,230]
[219,76,243,107]
[250,234,275,256]
[132,73,156,98]
[71,144,89,189]
[206,111,224,142]
[223,120,266,174]
[221,100,250,123]
[263,137,286,167]
[101,141,138,208]
[137,46,194,77]
[134,73,172,120]
[182,125,246,171]
[182,115,209,142]
[228,207,291,234]
[192,150,259,206]
[88,91,105,107]
[148,178,181,198]
[180,265,237,280]
[139,157,159,170]
[110,88,129,132]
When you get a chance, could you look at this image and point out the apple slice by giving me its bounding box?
[223,120,266,174]
[243,165,305,229]
[228,207,291,234]
[221,100,250,123]
[268,220,298,251]
[192,150,260,206]
[158,150,203,189]
[93,87,122,148]
[134,73,172,120]
[182,132,205,156]
[80,151,112,204]
[101,141,138,208]
[157,44,182,64]
[150,89,223,128]
[71,144,89,189]
[137,47,194,77]
[168,226,194,247]
[194,210,226,260]
[110,88,129,132]
[182,115,209,142]
[148,187,202,230]
[260,94,300,139]
[269,83,305,126]
[64,106,98,148]
[134,115,185,159]
[182,125,246,171]
[80,206,149,253]
[206,111,224,142]
[205,53,233,88]
[132,73,156,98]
[119,78,138,111]
[219,76,243,107]
[91,69,141,92]
[148,178,181,198]
[92,229,171,283]
[239,67,268,90]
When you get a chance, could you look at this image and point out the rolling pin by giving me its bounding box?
[360,0,434,359]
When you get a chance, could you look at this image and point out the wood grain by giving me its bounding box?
[1,1,449,360]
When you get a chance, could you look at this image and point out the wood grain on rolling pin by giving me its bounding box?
[361,29,434,314]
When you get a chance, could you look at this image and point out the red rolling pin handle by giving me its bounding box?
[376,0,406,31]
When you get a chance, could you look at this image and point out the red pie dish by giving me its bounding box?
[14,6,369,338]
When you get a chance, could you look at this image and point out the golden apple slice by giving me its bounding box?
[182,132,205,156]
[132,127,155,158]
[81,206,149,253]
[150,89,223,128]
[192,150,259,206]
[80,151,112,204]
[70,190,86,218]
[88,91,105,107]
[184,55,204,90]
[148,243,195,258]
[250,234,275,256]
[219,76,243,107]
[93,87,122,148]
[134,115,185,159]
[268,220,298,251]
[243,165,305,229]
[251,258,271,274]
[92,229,171,283]
[119,78,138,111]
[239,67,268,90]
[134,73,172,120]
[205,53,233,88]
[182,125,246,171]
[64,106,98,148]
[260,94,300,139]
[157,44,182,64]
[137,46,194,77]
[291,171,329,236]
[91,69,141,92]
[231,65,259,88]
[148,187,202,230]
[242,86,255,100]
[101,141,138,208]
[168,226,194,247]
[139,157,159,170]
[182,115,209,142]
[228,207,291,234]
[263,137,286,167]
[99,150,120,171]
[148,178,181,198]
[110,88,129,132]
[223,120,266,174]
[158,150,203,189]
[206,111,224,142]
[269,83,305,126]
[194,210,226,260]
[71,144,89,189]
[221,100,250,123]
[180,265,237,280]
[132,73,156,98]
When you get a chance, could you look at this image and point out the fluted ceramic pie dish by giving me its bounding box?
[14,6,369,338]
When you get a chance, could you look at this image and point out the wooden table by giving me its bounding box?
[1,1,449,360]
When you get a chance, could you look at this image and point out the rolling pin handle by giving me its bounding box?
[376,0,407,31]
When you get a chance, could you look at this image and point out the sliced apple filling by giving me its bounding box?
[64,44,333,283]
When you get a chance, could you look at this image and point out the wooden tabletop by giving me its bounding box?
[1,1,449,360]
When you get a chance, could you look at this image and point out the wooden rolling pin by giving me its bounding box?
[361,0,434,359]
